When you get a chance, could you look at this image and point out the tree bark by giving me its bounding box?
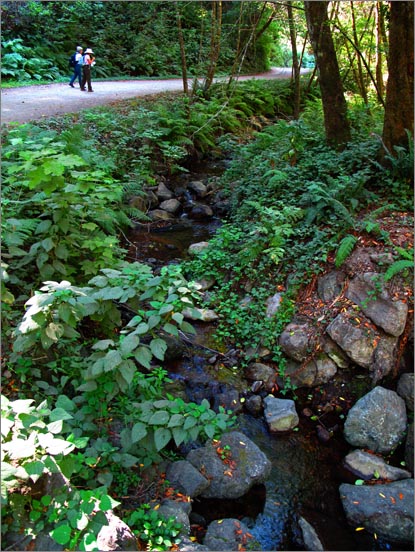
[287,0,301,119]
[304,0,351,148]
[381,1,414,156]
[175,3,188,95]
[204,0,222,92]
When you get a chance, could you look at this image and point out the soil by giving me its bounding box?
[1,67,304,125]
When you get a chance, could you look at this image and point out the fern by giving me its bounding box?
[384,260,414,281]
[335,234,358,267]
[2,217,39,248]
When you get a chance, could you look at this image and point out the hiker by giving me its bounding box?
[81,48,95,92]
[69,46,83,88]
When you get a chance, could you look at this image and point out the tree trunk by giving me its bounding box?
[204,0,222,92]
[175,3,188,95]
[375,1,386,100]
[350,1,368,103]
[287,0,301,119]
[381,1,414,156]
[304,1,351,148]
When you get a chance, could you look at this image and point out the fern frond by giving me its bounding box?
[384,260,414,281]
[335,235,358,267]
[2,217,38,247]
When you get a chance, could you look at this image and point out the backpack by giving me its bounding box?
[69,53,77,68]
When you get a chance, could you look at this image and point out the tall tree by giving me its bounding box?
[304,0,351,148]
[287,1,301,119]
[381,0,414,156]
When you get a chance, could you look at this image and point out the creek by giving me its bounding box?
[126,158,409,552]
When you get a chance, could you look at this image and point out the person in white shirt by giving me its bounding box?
[69,46,83,88]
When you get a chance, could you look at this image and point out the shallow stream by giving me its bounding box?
[126,160,410,551]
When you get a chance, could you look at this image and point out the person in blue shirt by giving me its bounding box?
[69,46,83,88]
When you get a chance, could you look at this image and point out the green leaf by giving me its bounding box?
[167,414,184,428]
[103,349,123,372]
[120,334,140,355]
[134,346,152,369]
[131,422,147,443]
[149,410,170,425]
[154,428,171,451]
[50,407,73,422]
[150,338,167,361]
[25,460,45,483]
[172,427,187,447]
[50,524,72,545]
[204,424,216,439]
[354,479,365,486]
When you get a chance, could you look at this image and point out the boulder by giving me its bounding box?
[244,362,277,393]
[405,422,414,474]
[317,270,346,302]
[160,198,182,214]
[96,512,138,551]
[157,182,174,200]
[278,354,337,389]
[188,204,213,220]
[166,460,210,498]
[343,386,407,453]
[397,373,414,411]
[298,516,324,551]
[157,500,191,535]
[188,180,208,198]
[279,322,313,362]
[339,479,414,544]
[263,395,299,432]
[186,431,271,499]
[188,242,210,255]
[343,449,411,481]
[326,310,398,382]
[203,519,259,551]
[345,273,408,336]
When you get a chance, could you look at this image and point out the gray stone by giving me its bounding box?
[245,395,263,416]
[263,395,299,432]
[277,354,336,389]
[96,512,138,551]
[344,386,407,453]
[166,460,210,498]
[203,519,260,551]
[405,423,414,474]
[188,180,208,198]
[157,181,174,200]
[157,500,191,535]
[183,306,218,322]
[244,362,277,392]
[160,198,182,214]
[279,322,312,362]
[188,241,210,255]
[265,292,283,317]
[187,431,271,499]
[397,373,414,411]
[345,273,408,336]
[339,479,414,544]
[318,270,346,302]
[298,516,324,551]
[343,449,411,481]
[189,204,213,219]
[148,209,175,221]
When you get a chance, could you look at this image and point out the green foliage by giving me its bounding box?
[1,38,61,81]
[384,247,414,282]
[126,504,182,550]
[335,235,358,267]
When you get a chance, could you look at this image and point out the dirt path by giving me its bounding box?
[1,68,308,125]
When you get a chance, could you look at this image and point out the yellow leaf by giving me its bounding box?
[154,504,160,510]
[217,519,223,524]
[355,527,365,532]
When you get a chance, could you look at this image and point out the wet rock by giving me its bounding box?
[96,512,138,551]
[298,516,324,551]
[343,449,412,481]
[244,362,277,392]
[188,241,210,255]
[160,198,182,214]
[316,425,332,443]
[263,395,299,432]
[265,292,283,317]
[279,322,313,362]
[196,277,216,291]
[323,337,350,368]
[157,181,174,200]
[203,518,260,551]
[178,537,209,551]
[405,422,414,474]
[326,310,398,382]
[188,204,214,220]
[318,270,346,302]
[188,180,208,198]
[213,388,243,414]
[339,479,414,544]
[343,386,407,453]
[186,431,271,499]
[148,208,176,221]
[183,307,219,322]
[397,373,414,411]
[245,394,263,416]
[277,354,337,389]
[166,460,210,498]
[345,273,408,336]
[157,499,191,535]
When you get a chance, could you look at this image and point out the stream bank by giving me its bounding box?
[124,156,413,551]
